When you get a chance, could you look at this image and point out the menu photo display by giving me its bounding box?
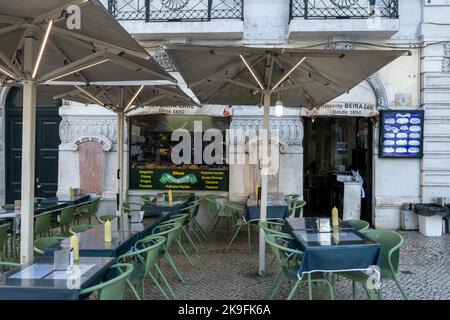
[379,110,424,158]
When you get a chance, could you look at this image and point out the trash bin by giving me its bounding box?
[414,204,449,237]
[400,203,418,230]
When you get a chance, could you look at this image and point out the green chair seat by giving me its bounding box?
[97,215,118,223]
[69,224,95,235]
[79,263,133,300]
[34,237,66,256]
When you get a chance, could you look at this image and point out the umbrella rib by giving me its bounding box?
[39,50,108,82]
[0,23,22,36]
[46,38,90,83]
[0,14,26,25]
[133,95,165,110]
[105,53,176,83]
[201,55,266,103]
[0,51,22,79]
[156,87,198,105]
[126,86,142,106]
[52,26,150,60]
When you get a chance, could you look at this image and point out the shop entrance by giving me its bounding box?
[303,117,373,224]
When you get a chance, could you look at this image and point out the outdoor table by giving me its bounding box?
[0,256,114,300]
[286,218,380,292]
[39,194,92,206]
[285,217,354,231]
[44,217,162,258]
[244,193,289,222]
[141,193,194,215]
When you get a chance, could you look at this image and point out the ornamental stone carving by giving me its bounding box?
[443,43,450,73]
[59,117,125,150]
[367,74,388,108]
[230,117,304,154]
[153,48,176,72]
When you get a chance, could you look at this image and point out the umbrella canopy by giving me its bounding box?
[0,0,176,264]
[164,45,407,107]
[165,44,408,275]
[0,0,175,84]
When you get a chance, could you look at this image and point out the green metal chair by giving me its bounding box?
[79,263,133,300]
[69,224,95,235]
[0,261,20,273]
[288,199,306,218]
[180,199,207,241]
[0,223,10,260]
[140,195,155,205]
[78,197,101,225]
[33,236,66,256]
[59,205,77,236]
[346,219,370,232]
[265,233,334,300]
[285,194,299,210]
[117,235,175,300]
[150,222,186,284]
[34,211,54,239]
[335,229,408,300]
[224,200,251,253]
[1,204,15,210]
[97,214,118,223]
[158,214,197,265]
[205,195,233,233]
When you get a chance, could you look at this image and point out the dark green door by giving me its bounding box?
[5,87,62,203]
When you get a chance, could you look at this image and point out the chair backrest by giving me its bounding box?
[346,219,370,232]
[223,200,245,218]
[289,199,306,218]
[151,222,182,251]
[264,234,303,268]
[79,263,133,300]
[0,223,10,251]
[181,200,201,217]
[0,261,20,274]
[97,215,118,224]
[140,195,155,204]
[363,229,404,278]
[88,197,101,216]
[259,221,287,236]
[119,235,166,281]
[160,214,189,227]
[69,224,94,235]
[60,205,76,226]
[33,237,65,256]
[205,196,222,217]
[285,194,300,208]
[1,204,15,210]
[34,211,53,236]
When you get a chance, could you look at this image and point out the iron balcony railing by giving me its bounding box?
[108,0,243,22]
[290,0,399,19]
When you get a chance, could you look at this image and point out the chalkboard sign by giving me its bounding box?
[379,110,424,158]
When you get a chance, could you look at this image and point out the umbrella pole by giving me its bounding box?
[259,92,271,275]
[20,36,36,264]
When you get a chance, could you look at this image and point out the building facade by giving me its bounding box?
[1,0,450,229]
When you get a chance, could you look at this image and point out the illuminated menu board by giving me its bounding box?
[379,110,424,158]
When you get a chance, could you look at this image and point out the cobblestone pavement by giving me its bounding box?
[131,227,450,300]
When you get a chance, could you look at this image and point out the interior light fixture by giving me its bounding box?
[74,85,104,106]
[47,58,109,82]
[0,65,16,79]
[272,57,306,91]
[124,85,144,112]
[32,19,53,79]
[275,92,284,117]
[239,55,265,91]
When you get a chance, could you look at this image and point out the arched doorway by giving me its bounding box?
[4,87,62,203]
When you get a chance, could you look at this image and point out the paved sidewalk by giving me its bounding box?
[136,228,450,300]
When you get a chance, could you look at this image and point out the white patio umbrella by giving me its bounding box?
[40,83,197,227]
[164,44,408,275]
[0,0,175,263]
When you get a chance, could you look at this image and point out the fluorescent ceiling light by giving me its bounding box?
[239,55,265,91]
[124,85,144,112]
[272,57,306,90]
[32,19,53,79]
[74,85,105,106]
[47,58,109,82]
[0,65,16,79]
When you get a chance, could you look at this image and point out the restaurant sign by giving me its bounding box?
[129,168,229,191]
[301,102,379,117]
[127,105,231,117]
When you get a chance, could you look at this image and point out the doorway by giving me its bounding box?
[303,117,373,224]
[5,87,62,203]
